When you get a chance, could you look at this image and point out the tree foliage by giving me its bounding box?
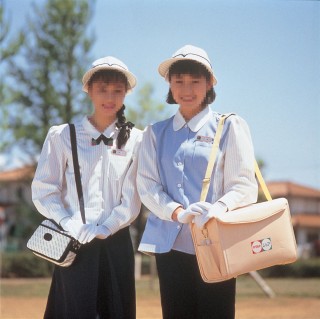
[0,0,25,160]
[1,0,95,163]
[0,1,24,84]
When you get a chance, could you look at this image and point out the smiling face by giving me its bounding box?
[170,73,211,120]
[167,60,213,120]
[87,70,128,122]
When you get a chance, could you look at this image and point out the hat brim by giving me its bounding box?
[82,66,136,93]
[158,57,217,86]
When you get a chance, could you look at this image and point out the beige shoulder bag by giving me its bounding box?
[190,114,297,283]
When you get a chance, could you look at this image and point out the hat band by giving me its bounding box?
[172,53,212,69]
[92,62,128,71]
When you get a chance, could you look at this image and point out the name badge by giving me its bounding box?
[112,149,127,156]
[196,135,214,144]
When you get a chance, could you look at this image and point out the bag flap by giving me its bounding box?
[216,198,289,224]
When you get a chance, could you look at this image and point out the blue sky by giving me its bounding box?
[3,0,320,189]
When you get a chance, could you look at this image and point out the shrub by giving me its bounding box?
[260,258,320,278]
[1,251,54,278]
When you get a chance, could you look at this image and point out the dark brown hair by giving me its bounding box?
[166,60,216,106]
[88,70,134,149]
[115,105,134,149]
[88,70,128,90]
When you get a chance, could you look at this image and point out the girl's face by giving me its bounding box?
[88,79,127,120]
[170,73,211,117]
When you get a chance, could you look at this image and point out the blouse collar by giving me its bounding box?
[173,106,212,132]
[81,116,117,139]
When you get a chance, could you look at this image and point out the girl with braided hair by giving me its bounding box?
[32,56,142,319]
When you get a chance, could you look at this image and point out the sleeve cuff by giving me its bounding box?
[102,218,119,235]
[164,202,183,221]
[52,211,70,226]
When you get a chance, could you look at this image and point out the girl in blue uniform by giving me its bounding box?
[137,45,258,319]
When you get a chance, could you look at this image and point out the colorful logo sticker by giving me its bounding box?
[251,238,272,254]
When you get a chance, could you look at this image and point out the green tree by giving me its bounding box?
[0,1,24,101]
[1,0,95,163]
[0,0,25,169]
[0,0,95,250]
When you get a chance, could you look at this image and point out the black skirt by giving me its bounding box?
[44,226,136,319]
[156,250,236,319]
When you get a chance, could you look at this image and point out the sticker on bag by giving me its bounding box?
[251,238,272,254]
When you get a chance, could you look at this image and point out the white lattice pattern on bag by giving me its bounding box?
[27,221,73,261]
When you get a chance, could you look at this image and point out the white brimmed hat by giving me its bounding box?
[158,45,217,86]
[82,56,137,93]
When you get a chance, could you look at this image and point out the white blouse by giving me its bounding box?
[32,116,142,235]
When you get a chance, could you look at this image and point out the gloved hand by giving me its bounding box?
[95,225,111,240]
[177,202,208,223]
[61,217,112,244]
[60,217,87,240]
[60,218,101,244]
[77,224,97,244]
[78,225,111,243]
[194,201,228,229]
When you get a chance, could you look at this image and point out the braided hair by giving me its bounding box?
[116,105,134,149]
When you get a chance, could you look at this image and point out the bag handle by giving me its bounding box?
[200,114,272,203]
[69,123,86,224]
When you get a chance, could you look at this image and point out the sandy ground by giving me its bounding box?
[1,295,320,319]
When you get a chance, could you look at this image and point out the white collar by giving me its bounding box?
[82,116,116,139]
[173,106,212,132]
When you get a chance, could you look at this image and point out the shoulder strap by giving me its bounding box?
[69,124,86,224]
[200,114,233,201]
[200,114,272,202]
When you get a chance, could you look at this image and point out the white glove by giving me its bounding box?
[177,202,207,223]
[60,217,87,240]
[194,201,228,229]
[95,225,111,240]
[61,217,111,244]
[61,218,103,244]
[77,224,97,244]
[79,225,111,243]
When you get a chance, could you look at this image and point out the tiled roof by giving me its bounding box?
[267,181,320,198]
[0,165,35,182]
[292,214,320,228]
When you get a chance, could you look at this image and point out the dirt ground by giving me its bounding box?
[1,296,320,319]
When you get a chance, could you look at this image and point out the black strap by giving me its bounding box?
[69,124,86,224]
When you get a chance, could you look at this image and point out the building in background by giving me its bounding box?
[268,181,320,258]
[0,166,34,251]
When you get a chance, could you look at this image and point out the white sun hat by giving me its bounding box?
[158,45,217,86]
[82,56,137,93]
